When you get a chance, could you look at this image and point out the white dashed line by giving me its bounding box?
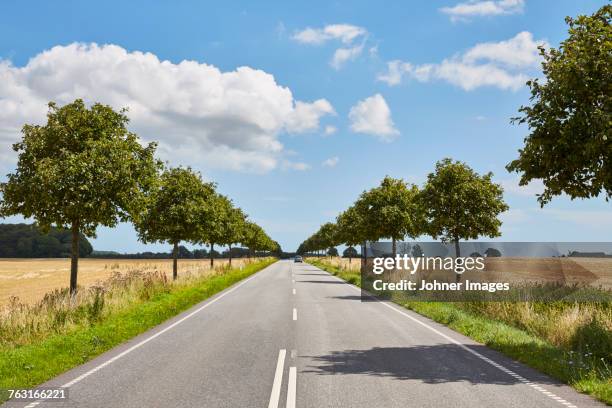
[267,349,286,408]
[286,366,297,408]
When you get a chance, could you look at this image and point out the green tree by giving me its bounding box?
[355,177,423,256]
[507,5,612,205]
[135,167,216,280]
[327,247,339,257]
[0,100,159,294]
[420,158,508,280]
[218,199,246,267]
[342,246,358,262]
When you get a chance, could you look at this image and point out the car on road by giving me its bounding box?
[294,255,303,263]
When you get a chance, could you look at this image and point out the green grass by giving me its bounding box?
[0,258,276,402]
[309,259,612,405]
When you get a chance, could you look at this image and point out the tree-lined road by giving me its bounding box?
[3,261,604,408]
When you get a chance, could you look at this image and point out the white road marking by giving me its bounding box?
[21,270,266,408]
[320,268,580,408]
[286,366,297,408]
[268,349,287,408]
[293,308,297,320]
[293,288,296,295]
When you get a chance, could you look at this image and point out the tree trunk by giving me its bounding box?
[392,238,397,258]
[228,244,232,267]
[454,237,461,282]
[210,243,215,268]
[69,221,80,296]
[172,241,179,280]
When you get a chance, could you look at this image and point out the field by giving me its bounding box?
[0,258,252,305]
[325,256,612,287]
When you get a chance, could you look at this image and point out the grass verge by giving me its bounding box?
[0,258,276,402]
[308,258,612,405]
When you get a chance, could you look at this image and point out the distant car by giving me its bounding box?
[294,256,303,263]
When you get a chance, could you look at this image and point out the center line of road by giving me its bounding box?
[286,366,297,408]
[268,349,286,408]
[292,288,296,295]
[293,308,297,320]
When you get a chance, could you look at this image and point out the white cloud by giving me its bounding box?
[331,43,364,70]
[0,43,335,173]
[292,24,367,69]
[441,0,524,21]
[348,94,399,141]
[377,32,546,91]
[463,31,544,68]
[292,24,366,45]
[286,99,336,132]
[323,125,337,136]
[322,156,339,167]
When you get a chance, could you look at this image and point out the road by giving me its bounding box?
[3,260,605,408]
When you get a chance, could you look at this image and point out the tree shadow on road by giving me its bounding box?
[303,345,557,386]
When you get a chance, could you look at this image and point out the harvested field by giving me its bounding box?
[0,258,252,305]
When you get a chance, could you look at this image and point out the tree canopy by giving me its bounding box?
[135,166,216,279]
[0,99,160,293]
[420,158,508,255]
[507,5,612,205]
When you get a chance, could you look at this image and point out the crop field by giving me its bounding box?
[0,258,252,305]
[321,256,612,288]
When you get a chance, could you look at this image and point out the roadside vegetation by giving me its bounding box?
[309,257,612,404]
[0,257,276,402]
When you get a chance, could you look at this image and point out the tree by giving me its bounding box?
[507,5,612,205]
[218,200,246,267]
[420,158,508,280]
[343,246,358,263]
[135,167,216,280]
[327,247,339,257]
[0,99,159,294]
[336,205,368,263]
[355,177,423,256]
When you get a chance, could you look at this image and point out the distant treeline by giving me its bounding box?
[91,246,274,259]
[0,223,93,258]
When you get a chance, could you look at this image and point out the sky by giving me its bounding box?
[0,0,609,253]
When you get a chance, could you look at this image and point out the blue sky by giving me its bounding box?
[0,0,609,252]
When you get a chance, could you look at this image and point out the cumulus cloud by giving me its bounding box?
[441,0,524,21]
[377,32,546,91]
[348,94,399,141]
[292,24,368,70]
[322,156,339,167]
[0,43,335,173]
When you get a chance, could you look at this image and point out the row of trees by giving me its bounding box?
[297,158,509,268]
[0,99,279,294]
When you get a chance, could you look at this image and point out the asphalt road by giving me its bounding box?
[3,260,605,408]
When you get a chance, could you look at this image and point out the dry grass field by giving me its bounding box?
[320,256,612,288]
[0,258,252,305]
